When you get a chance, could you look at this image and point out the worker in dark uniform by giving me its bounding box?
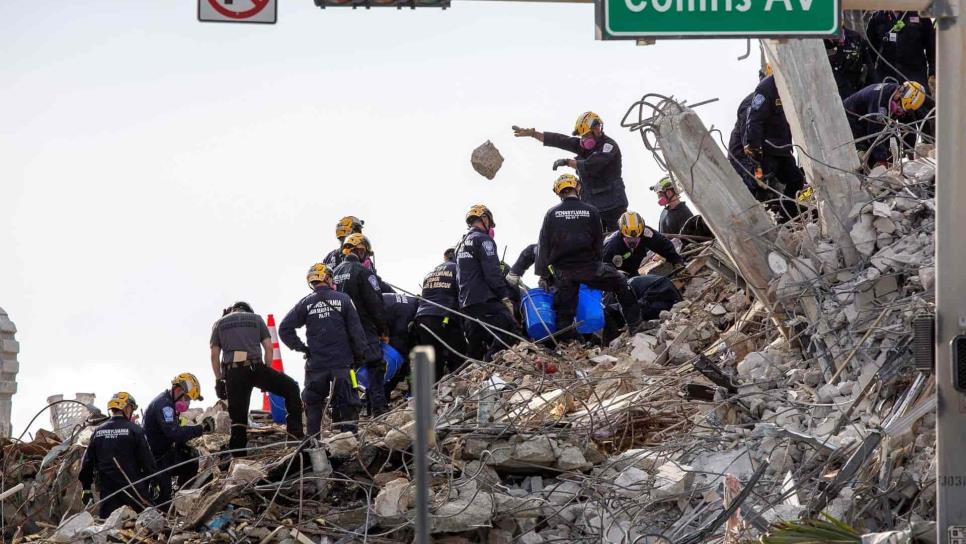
[457,204,519,361]
[414,249,468,379]
[743,75,806,221]
[143,373,212,506]
[825,26,873,99]
[381,292,418,394]
[843,81,927,169]
[513,112,628,232]
[280,264,369,435]
[536,174,642,340]
[79,393,157,518]
[333,233,390,416]
[602,211,683,278]
[603,274,683,340]
[323,216,395,293]
[210,301,303,456]
[323,216,364,270]
[506,244,538,287]
[867,11,935,89]
[649,177,713,247]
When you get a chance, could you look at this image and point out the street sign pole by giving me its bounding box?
[934,0,965,542]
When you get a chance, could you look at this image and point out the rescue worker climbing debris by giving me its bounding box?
[333,233,391,416]
[381,292,418,395]
[142,373,211,506]
[843,81,926,170]
[602,211,683,278]
[279,263,369,435]
[513,111,628,232]
[742,74,806,222]
[210,301,303,456]
[457,204,519,361]
[536,174,642,340]
[323,216,364,270]
[415,248,468,379]
[866,10,935,90]
[79,392,157,519]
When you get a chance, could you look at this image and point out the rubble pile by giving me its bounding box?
[0,157,937,542]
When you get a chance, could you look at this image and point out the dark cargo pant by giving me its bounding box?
[225,362,304,454]
[463,302,519,362]
[303,367,361,435]
[414,314,468,379]
[554,262,641,340]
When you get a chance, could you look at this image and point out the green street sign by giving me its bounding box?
[598,0,840,39]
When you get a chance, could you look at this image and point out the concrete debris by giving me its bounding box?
[0,157,938,543]
[471,140,504,180]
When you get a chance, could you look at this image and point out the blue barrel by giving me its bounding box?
[354,343,404,389]
[576,284,605,334]
[521,288,556,340]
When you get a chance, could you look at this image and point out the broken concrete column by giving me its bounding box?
[471,140,504,180]
[0,307,18,438]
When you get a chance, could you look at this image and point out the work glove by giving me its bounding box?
[501,298,515,317]
[201,416,216,434]
[215,379,228,401]
[612,255,624,268]
[552,158,569,171]
[379,335,390,345]
[81,490,94,506]
[506,272,522,286]
[302,350,311,361]
[538,277,551,291]
[743,145,761,160]
[512,125,535,138]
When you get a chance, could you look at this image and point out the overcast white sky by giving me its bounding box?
[0,1,759,436]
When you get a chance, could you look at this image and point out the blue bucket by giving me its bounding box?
[521,288,556,340]
[576,284,605,334]
[354,343,405,389]
[268,393,287,424]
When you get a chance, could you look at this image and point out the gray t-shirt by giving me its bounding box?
[210,312,271,364]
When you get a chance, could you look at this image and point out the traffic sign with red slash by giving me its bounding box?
[198,0,277,24]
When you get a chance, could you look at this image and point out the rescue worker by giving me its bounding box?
[824,26,873,99]
[513,112,628,232]
[332,233,391,416]
[728,66,769,184]
[867,11,935,89]
[381,292,418,394]
[279,264,370,435]
[602,274,683,340]
[323,216,395,293]
[602,211,683,278]
[649,177,713,246]
[143,373,212,506]
[743,75,806,221]
[535,174,642,339]
[457,204,519,361]
[210,301,303,456]
[79,393,157,518]
[414,248,468,379]
[843,81,926,169]
[323,216,364,270]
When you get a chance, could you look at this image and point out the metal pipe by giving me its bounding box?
[411,346,435,544]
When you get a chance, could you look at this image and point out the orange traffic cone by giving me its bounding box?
[263,314,287,419]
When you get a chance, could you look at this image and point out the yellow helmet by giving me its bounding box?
[172,372,204,401]
[335,216,364,240]
[553,173,580,195]
[306,263,331,285]
[618,211,646,238]
[465,204,495,227]
[107,392,138,413]
[764,63,773,77]
[341,233,371,256]
[572,111,602,137]
[899,81,926,111]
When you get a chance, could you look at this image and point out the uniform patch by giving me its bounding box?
[368,275,380,291]
[483,240,496,256]
[643,227,654,238]
[910,16,919,22]
[602,143,614,153]
[751,94,766,110]
[162,406,175,423]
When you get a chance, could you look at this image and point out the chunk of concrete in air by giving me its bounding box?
[471,140,504,180]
